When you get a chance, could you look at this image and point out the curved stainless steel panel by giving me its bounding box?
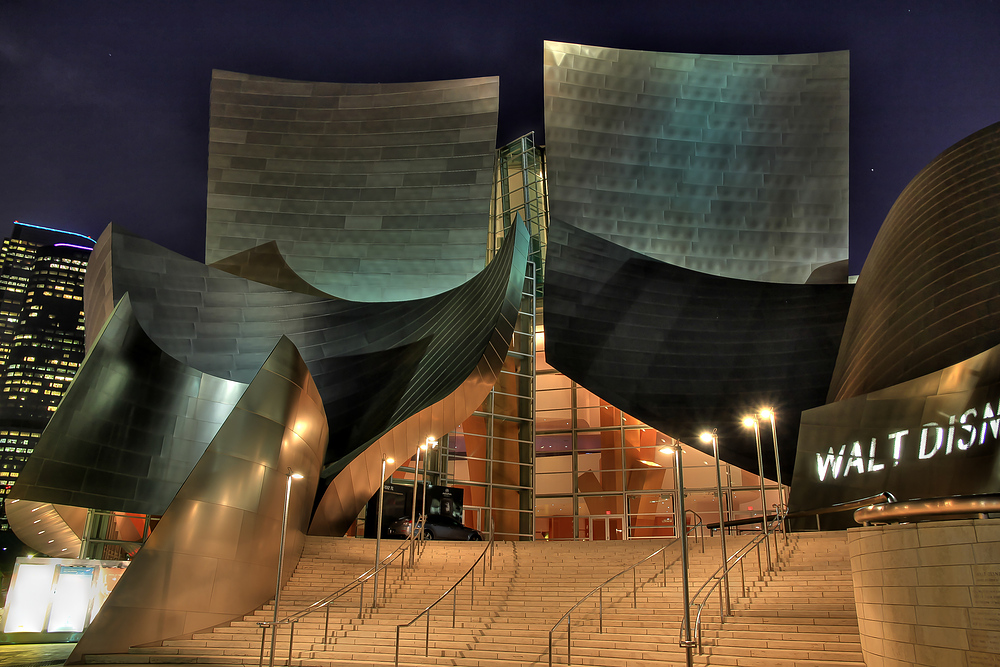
[206,71,499,301]
[67,336,328,662]
[6,499,85,557]
[86,217,528,483]
[544,41,849,284]
[10,295,248,514]
[544,218,852,479]
[828,121,1000,402]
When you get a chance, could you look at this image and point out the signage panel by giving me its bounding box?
[789,343,1000,514]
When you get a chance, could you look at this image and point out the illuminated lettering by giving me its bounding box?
[919,423,944,459]
[982,403,1000,445]
[844,441,865,476]
[867,438,884,472]
[888,430,909,466]
[816,444,846,481]
[957,408,977,450]
[946,414,956,454]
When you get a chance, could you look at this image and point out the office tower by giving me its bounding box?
[0,221,93,533]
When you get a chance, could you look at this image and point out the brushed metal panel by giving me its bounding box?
[206,71,498,301]
[544,218,852,480]
[68,336,327,662]
[10,297,248,514]
[828,122,1000,402]
[544,41,848,284]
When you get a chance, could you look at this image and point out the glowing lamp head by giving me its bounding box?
[699,432,713,444]
[759,408,774,420]
[742,416,756,428]
[659,445,674,455]
[290,472,304,480]
[420,444,428,451]
[385,457,394,465]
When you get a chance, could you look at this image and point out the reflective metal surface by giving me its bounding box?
[206,71,499,301]
[828,122,1000,401]
[10,295,247,514]
[67,336,328,662]
[544,218,852,479]
[544,41,849,284]
[854,495,1000,524]
[6,499,85,557]
[310,218,529,534]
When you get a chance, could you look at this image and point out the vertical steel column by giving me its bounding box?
[270,469,301,667]
[373,456,393,609]
[750,419,772,570]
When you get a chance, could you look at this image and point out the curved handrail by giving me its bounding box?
[256,532,419,667]
[854,493,1000,524]
[547,538,682,667]
[394,535,495,666]
[685,510,706,553]
[686,507,786,654]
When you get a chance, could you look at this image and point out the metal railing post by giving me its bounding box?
[324,605,330,644]
[258,624,267,667]
[425,609,430,656]
[599,587,603,633]
[287,621,295,667]
[567,613,571,665]
[632,568,637,608]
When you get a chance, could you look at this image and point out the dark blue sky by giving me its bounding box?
[1,0,998,272]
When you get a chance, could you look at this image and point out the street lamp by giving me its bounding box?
[741,416,772,571]
[699,430,730,615]
[759,408,786,521]
[660,444,694,667]
[270,468,303,667]
[408,442,427,567]
[372,455,394,609]
[421,437,437,544]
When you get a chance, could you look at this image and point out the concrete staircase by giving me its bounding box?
[82,531,864,667]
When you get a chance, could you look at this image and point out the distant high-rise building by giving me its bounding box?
[0,221,93,532]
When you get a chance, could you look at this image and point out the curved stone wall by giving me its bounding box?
[206,70,499,301]
[544,218,853,478]
[848,520,1000,667]
[828,122,1000,402]
[544,41,849,284]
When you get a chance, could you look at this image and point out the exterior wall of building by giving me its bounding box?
[828,121,1000,402]
[848,520,1000,666]
[544,42,849,284]
[206,70,500,301]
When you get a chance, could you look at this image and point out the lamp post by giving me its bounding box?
[270,468,303,667]
[699,430,730,615]
[742,416,772,571]
[660,444,694,667]
[408,443,425,567]
[421,438,437,545]
[759,409,785,519]
[372,455,394,609]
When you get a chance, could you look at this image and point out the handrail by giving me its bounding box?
[686,507,787,654]
[393,535,495,666]
[547,537,684,667]
[854,493,1000,524]
[685,510,706,553]
[257,532,418,667]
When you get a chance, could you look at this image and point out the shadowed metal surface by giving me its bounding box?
[828,121,1000,402]
[85,219,528,483]
[544,41,849,284]
[10,295,248,515]
[206,70,499,301]
[544,218,852,479]
[66,336,327,663]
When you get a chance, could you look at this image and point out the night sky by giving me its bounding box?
[1,0,998,273]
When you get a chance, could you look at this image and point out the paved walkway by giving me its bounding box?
[0,644,74,667]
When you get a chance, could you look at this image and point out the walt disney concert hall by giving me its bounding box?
[3,41,999,667]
